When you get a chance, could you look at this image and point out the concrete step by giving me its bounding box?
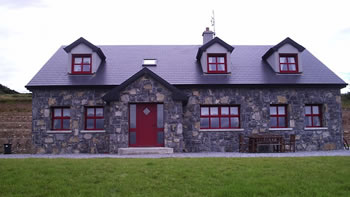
[118,147,174,155]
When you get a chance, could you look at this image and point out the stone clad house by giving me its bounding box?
[26,28,347,154]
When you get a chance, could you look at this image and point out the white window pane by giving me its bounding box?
[63,109,70,117]
[230,117,239,128]
[208,57,216,63]
[96,108,103,117]
[288,57,295,63]
[280,64,288,71]
[157,104,163,128]
[270,117,277,127]
[210,107,218,115]
[74,57,82,64]
[289,64,296,71]
[63,119,70,129]
[53,120,61,129]
[312,106,319,114]
[230,107,238,115]
[270,107,277,115]
[221,117,229,128]
[83,65,90,72]
[200,118,209,128]
[305,106,311,115]
[87,119,94,129]
[211,118,219,128]
[217,64,225,71]
[74,65,81,72]
[305,116,312,127]
[221,107,229,115]
[280,57,287,63]
[209,64,216,71]
[130,104,136,128]
[201,107,209,115]
[278,106,285,115]
[218,57,225,63]
[87,108,94,117]
[96,119,104,129]
[83,57,90,64]
[54,109,61,117]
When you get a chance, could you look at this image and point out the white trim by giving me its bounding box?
[304,127,328,130]
[46,130,72,134]
[269,128,293,131]
[80,130,106,133]
[199,128,244,132]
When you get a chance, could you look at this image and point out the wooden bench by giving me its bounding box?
[248,135,284,153]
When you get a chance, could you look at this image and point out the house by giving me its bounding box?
[26,28,347,154]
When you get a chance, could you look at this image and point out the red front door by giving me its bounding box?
[129,103,164,147]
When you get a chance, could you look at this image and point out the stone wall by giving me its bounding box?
[181,87,343,152]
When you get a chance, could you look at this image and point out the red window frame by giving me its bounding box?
[85,107,104,130]
[207,54,227,73]
[200,105,240,129]
[52,107,70,130]
[72,54,92,74]
[270,105,287,128]
[305,105,322,127]
[279,54,298,73]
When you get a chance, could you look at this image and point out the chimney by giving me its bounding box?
[202,27,214,44]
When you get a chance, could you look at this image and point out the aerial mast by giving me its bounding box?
[211,10,216,36]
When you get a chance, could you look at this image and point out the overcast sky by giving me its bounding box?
[0,0,349,93]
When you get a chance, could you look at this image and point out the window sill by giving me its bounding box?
[269,128,293,131]
[80,130,106,133]
[304,127,328,130]
[47,130,72,134]
[276,72,302,75]
[199,128,244,132]
[203,72,231,75]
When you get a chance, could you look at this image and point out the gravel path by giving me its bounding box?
[1,150,349,159]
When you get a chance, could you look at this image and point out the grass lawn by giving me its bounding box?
[0,157,350,197]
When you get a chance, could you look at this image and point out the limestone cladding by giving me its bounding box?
[181,87,343,152]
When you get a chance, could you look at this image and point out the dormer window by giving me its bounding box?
[207,54,227,73]
[279,54,298,73]
[72,54,92,74]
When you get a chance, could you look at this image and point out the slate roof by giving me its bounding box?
[26,44,347,88]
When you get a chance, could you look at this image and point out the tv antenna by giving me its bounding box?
[211,10,216,36]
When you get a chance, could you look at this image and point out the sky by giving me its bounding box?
[0,0,349,93]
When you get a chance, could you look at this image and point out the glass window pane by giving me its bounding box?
[230,117,239,128]
[96,119,104,129]
[53,119,61,129]
[270,117,277,127]
[218,64,225,71]
[74,57,82,64]
[201,107,209,116]
[63,119,70,129]
[157,132,164,145]
[289,64,296,71]
[221,107,229,115]
[86,119,94,129]
[278,106,285,115]
[288,57,295,63]
[130,132,136,145]
[200,118,209,128]
[280,64,288,71]
[96,108,103,117]
[87,108,94,117]
[54,109,61,117]
[312,106,319,114]
[74,65,81,72]
[210,107,218,115]
[270,107,277,115]
[210,118,219,128]
[218,57,225,63]
[63,108,70,117]
[209,64,216,71]
[143,59,157,65]
[208,57,216,63]
[83,57,91,64]
[157,104,163,128]
[83,65,90,72]
[313,117,321,126]
[221,117,229,128]
[278,117,286,127]
[305,116,312,127]
[230,107,238,115]
[130,104,136,129]
[305,106,311,115]
[280,57,287,63]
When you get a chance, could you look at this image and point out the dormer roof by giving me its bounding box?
[196,37,234,60]
[63,37,106,61]
[262,37,305,60]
